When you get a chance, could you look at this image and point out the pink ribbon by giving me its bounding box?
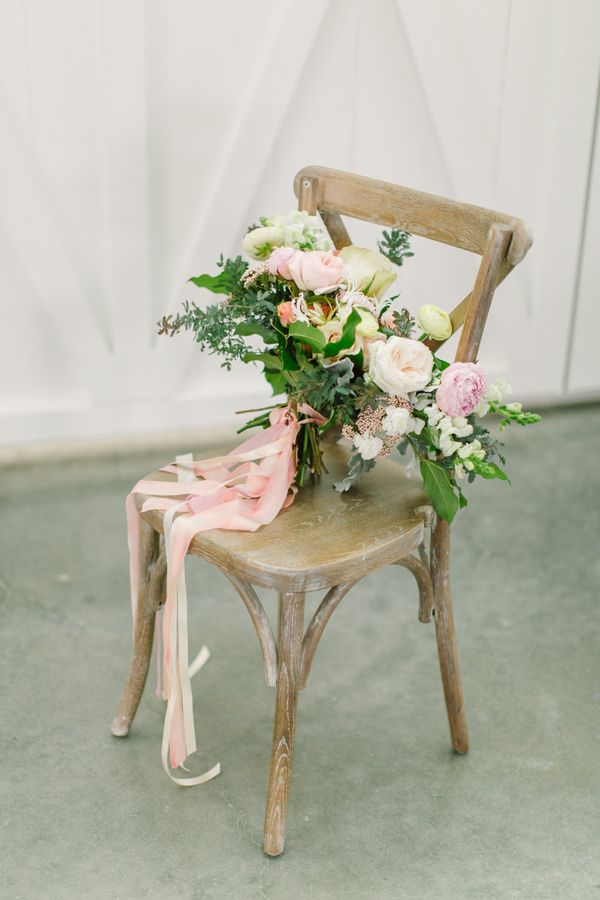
[126,404,324,785]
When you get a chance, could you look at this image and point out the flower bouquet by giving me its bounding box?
[159,211,540,523]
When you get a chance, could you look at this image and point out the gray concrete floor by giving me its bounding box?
[1,405,600,900]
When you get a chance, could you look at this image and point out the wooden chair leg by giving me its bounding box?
[263,591,305,856]
[430,516,469,754]
[111,522,165,737]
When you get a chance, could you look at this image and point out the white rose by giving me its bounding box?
[242,225,285,259]
[340,246,396,298]
[367,336,433,396]
[382,406,411,437]
[354,433,383,460]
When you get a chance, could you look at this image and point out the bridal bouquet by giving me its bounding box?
[159,211,539,523]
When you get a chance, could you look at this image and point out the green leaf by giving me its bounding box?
[264,370,286,395]
[242,351,283,370]
[189,272,235,295]
[235,321,277,344]
[419,459,460,523]
[471,460,510,482]
[323,309,361,358]
[433,354,450,370]
[457,487,468,509]
[288,321,327,352]
[281,347,300,371]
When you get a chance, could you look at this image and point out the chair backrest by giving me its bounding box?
[294,165,533,364]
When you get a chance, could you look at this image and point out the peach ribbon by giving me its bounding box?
[126,405,324,785]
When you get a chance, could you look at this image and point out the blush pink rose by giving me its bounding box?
[436,362,487,417]
[277,301,296,326]
[266,246,297,280]
[287,250,347,294]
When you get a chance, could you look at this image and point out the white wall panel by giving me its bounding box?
[1,0,599,448]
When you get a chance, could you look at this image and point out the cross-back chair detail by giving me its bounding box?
[112,166,532,857]
[294,165,532,364]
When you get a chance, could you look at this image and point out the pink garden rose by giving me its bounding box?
[287,250,347,294]
[277,301,296,326]
[266,246,297,280]
[436,362,487,417]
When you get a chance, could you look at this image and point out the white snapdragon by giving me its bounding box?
[354,433,383,460]
[456,438,486,470]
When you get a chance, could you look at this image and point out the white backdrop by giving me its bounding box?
[2,0,599,448]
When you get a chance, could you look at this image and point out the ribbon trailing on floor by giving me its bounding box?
[125,405,325,786]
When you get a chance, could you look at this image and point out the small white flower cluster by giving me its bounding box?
[454,440,486,479]
[420,402,488,478]
[347,399,425,461]
[269,211,333,252]
[424,404,474,456]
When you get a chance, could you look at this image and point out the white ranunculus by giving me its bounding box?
[417,304,452,341]
[367,336,433,396]
[382,406,411,437]
[242,225,285,259]
[339,246,396,298]
[354,433,383,460]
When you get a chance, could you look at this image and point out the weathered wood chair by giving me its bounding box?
[111,166,532,855]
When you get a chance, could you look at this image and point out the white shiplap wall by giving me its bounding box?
[2,0,599,448]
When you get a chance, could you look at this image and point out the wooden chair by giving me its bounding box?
[111,166,533,856]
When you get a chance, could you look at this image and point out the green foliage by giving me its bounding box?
[189,255,248,294]
[419,459,459,523]
[471,459,509,481]
[323,309,361,358]
[377,228,414,268]
[291,359,358,426]
[288,321,327,352]
[333,453,376,493]
[491,402,542,430]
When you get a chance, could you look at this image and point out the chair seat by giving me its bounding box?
[136,440,430,592]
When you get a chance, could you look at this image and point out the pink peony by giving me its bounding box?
[277,301,296,326]
[436,362,487,417]
[287,250,347,294]
[266,246,297,280]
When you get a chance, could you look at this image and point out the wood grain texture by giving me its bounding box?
[299,581,357,689]
[455,224,513,363]
[319,209,352,249]
[430,515,468,754]
[136,441,429,593]
[263,591,305,856]
[294,166,533,264]
[224,574,278,687]
[393,553,434,623]
[424,256,513,354]
[111,525,165,737]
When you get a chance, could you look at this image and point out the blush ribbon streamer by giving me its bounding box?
[125,405,324,786]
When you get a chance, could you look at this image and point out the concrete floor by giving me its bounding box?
[1,404,600,900]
